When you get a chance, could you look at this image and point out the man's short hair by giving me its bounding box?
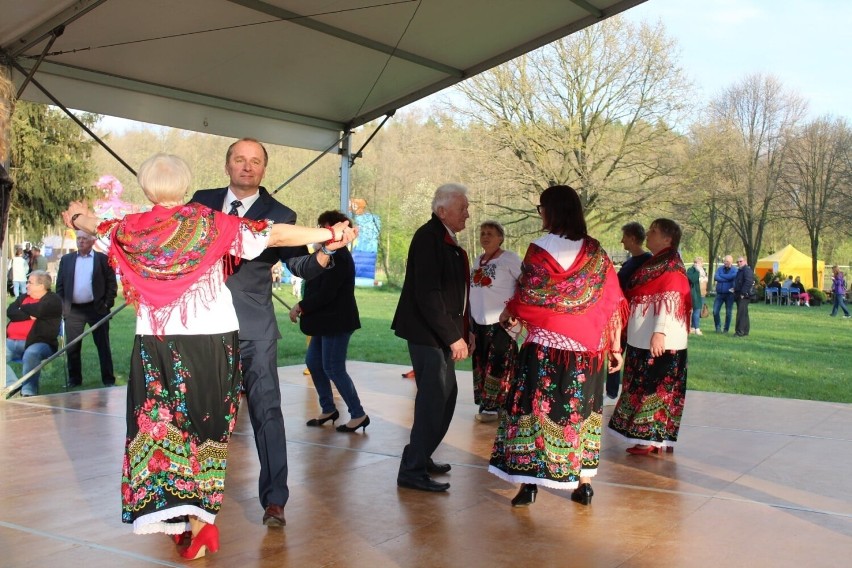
[226,137,269,166]
[621,221,646,244]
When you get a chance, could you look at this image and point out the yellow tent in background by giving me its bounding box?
[754,245,825,289]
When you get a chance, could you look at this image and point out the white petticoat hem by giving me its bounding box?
[487,465,598,491]
[606,427,677,449]
[132,504,215,535]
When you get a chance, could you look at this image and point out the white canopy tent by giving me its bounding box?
[2,0,645,200]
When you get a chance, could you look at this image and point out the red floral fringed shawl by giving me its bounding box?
[97,203,270,335]
[626,246,691,329]
[507,237,627,365]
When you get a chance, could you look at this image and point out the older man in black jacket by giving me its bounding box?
[56,231,117,386]
[733,256,755,337]
[392,183,471,492]
[191,137,334,527]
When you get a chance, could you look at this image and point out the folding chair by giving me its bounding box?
[765,287,780,305]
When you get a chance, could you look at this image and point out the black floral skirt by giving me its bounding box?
[471,321,518,410]
[608,345,687,448]
[488,342,605,490]
[121,332,241,534]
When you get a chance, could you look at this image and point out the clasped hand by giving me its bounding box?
[325,222,358,251]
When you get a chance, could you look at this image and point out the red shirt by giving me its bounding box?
[7,296,37,340]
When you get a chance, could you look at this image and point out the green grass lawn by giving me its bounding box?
[10,289,852,403]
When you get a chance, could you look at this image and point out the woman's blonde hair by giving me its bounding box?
[137,153,192,204]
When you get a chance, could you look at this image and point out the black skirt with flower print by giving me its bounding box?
[121,332,241,534]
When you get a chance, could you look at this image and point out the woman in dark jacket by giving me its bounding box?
[289,210,368,433]
[5,270,62,396]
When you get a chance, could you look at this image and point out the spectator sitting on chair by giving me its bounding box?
[792,276,810,306]
[5,270,63,396]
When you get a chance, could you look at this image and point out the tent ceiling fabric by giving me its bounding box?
[2,0,645,151]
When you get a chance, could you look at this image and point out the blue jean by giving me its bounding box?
[6,339,55,396]
[12,281,26,296]
[305,332,364,419]
[691,299,703,329]
[713,292,735,331]
[831,293,850,316]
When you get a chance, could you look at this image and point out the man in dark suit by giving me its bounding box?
[733,256,755,337]
[392,183,471,492]
[191,137,333,527]
[56,230,117,386]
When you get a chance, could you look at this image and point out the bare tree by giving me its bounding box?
[450,16,691,227]
[708,74,806,265]
[781,116,852,284]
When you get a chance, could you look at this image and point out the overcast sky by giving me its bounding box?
[100,0,851,132]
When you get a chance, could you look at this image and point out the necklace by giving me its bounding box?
[479,249,502,267]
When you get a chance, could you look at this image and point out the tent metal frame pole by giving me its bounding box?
[11,60,137,177]
[14,26,64,99]
[339,131,352,213]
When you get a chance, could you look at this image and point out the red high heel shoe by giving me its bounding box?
[626,445,661,456]
[180,523,220,560]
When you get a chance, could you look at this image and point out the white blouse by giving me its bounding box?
[626,292,689,350]
[469,249,522,325]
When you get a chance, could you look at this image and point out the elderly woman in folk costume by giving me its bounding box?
[488,185,626,508]
[63,153,356,560]
[608,218,690,455]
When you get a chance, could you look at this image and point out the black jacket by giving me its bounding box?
[299,247,360,337]
[392,214,469,348]
[734,264,755,298]
[7,292,63,350]
[55,251,117,316]
[190,187,326,340]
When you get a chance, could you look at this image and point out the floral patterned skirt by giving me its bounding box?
[488,343,605,490]
[121,332,241,534]
[608,345,687,448]
[471,321,518,410]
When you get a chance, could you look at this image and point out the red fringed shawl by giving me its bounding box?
[625,246,691,328]
[507,237,627,361]
[97,203,269,335]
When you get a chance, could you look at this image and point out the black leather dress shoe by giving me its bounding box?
[426,459,452,474]
[263,503,286,526]
[397,475,450,492]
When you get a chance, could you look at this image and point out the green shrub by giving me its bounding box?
[808,288,827,302]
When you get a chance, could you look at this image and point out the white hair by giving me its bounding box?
[431,183,468,213]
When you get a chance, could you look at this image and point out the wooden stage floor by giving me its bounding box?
[1,362,850,567]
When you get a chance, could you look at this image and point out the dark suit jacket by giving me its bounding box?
[190,186,325,340]
[299,246,360,337]
[55,251,117,317]
[392,214,469,348]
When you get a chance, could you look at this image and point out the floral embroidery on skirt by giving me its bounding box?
[121,332,241,534]
[488,343,604,490]
[608,345,687,447]
[471,321,518,410]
